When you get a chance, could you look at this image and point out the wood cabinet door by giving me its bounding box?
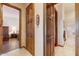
[44,4,55,56]
[0,4,3,53]
[26,4,35,55]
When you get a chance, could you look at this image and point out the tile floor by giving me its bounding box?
[1,48,32,56]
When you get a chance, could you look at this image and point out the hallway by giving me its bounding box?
[55,35,75,56]
[0,3,76,56]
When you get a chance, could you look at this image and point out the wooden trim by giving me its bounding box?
[2,3,21,11]
[0,4,3,27]
[43,3,58,56]
[2,3,21,48]
[26,3,35,56]
[43,4,47,56]
[33,3,35,56]
[55,8,58,46]
[0,4,3,51]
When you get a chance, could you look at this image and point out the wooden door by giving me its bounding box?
[26,4,35,55]
[44,4,55,56]
[0,4,3,53]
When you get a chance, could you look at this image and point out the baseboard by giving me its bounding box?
[58,45,64,47]
[21,46,26,49]
[57,42,65,47]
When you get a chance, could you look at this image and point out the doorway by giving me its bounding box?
[26,4,35,56]
[1,3,21,54]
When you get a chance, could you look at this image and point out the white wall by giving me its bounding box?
[55,4,64,46]
[63,4,75,54]
[63,4,75,39]
[35,3,43,56]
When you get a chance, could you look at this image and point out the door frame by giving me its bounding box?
[2,3,21,48]
[26,3,35,56]
[43,3,58,56]
[55,8,58,46]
